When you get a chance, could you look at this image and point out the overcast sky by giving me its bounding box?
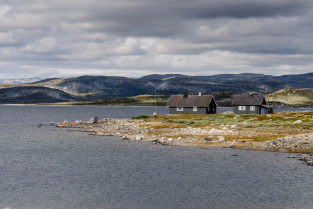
[1,0,313,79]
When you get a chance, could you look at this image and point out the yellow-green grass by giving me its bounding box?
[140,111,313,142]
[266,88,313,106]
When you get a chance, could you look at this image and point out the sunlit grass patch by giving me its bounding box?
[137,111,313,143]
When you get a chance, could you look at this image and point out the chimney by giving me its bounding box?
[183,92,188,98]
[198,92,202,96]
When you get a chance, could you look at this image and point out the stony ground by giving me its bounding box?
[71,118,239,147]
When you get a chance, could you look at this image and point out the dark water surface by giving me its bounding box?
[1,105,313,209]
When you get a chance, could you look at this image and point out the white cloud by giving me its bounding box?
[0,12,47,30]
[0,32,16,45]
[0,4,12,17]
[114,38,139,54]
[22,37,57,53]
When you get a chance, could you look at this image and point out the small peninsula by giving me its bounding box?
[58,110,313,165]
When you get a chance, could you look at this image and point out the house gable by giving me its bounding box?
[232,93,272,114]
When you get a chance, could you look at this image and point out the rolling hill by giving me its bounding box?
[0,72,312,106]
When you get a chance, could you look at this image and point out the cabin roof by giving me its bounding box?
[231,94,266,106]
[167,94,215,107]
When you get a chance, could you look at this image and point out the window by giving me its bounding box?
[177,107,183,111]
[250,106,255,111]
[193,107,198,112]
[238,106,246,111]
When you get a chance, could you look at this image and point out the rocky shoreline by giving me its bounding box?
[70,118,238,146]
[250,134,313,166]
[251,134,313,151]
[54,117,313,166]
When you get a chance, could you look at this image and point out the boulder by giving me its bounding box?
[230,125,237,129]
[300,157,313,166]
[218,136,227,142]
[204,138,212,142]
[230,143,236,148]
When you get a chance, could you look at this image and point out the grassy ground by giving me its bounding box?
[266,88,313,107]
[134,111,313,143]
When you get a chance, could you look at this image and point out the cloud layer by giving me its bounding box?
[1,0,313,78]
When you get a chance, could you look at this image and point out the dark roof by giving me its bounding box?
[167,94,215,107]
[231,94,266,106]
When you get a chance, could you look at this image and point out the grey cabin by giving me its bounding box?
[167,93,217,114]
[232,93,273,114]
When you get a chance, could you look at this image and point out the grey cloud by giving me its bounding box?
[1,0,313,78]
[89,2,310,39]
[184,1,311,19]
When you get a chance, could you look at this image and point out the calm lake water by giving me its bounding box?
[1,105,313,209]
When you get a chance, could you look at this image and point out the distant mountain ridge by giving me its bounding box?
[0,72,312,104]
[140,74,184,80]
[0,78,42,84]
[0,86,84,104]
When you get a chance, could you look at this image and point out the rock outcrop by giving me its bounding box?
[252,134,313,150]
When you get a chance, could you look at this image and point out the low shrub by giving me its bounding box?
[132,115,150,119]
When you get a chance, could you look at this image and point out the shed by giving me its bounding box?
[231,93,273,114]
[167,93,217,114]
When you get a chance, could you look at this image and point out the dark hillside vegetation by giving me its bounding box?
[0,86,84,104]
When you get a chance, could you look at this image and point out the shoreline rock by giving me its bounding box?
[299,156,313,166]
[249,134,313,166]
